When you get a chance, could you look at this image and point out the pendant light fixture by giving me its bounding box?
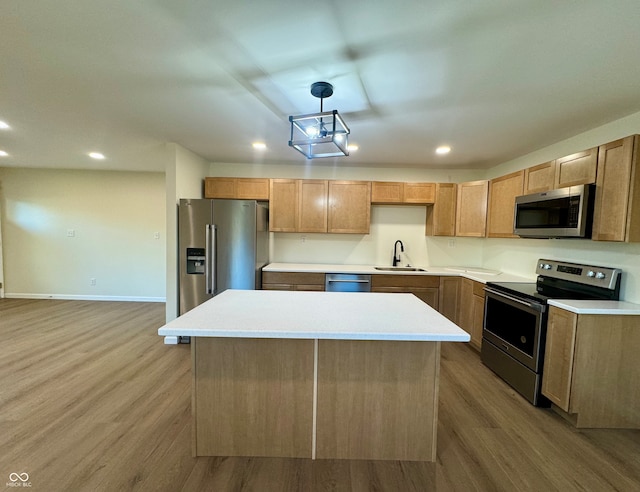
[288,81,350,159]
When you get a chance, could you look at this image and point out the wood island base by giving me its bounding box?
[192,337,440,461]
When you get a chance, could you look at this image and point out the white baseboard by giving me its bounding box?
[3,293,166,303]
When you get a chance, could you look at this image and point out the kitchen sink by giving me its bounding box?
[374,267,426,272]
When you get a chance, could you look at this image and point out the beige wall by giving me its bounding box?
[0,168,166,300]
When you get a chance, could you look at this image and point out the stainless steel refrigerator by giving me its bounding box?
[178,199,269,317]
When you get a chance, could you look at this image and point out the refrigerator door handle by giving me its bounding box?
[205,224,216,295]
[209,224,218,296]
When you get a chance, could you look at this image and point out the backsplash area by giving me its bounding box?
[271,204,640,303]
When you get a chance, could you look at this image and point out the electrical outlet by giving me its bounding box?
[67,229,75,237]
[301,235,306,243]
[90,278,96,286]
[153,232,160,239]
[448,239,456,248]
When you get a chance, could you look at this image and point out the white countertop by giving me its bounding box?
[548,299,640,315]
[263,262,533,284]
[158,289,471,342]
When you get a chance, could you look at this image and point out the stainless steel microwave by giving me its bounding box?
[514,184,595,238]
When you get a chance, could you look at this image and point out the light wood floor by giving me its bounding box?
[1,299,639,491]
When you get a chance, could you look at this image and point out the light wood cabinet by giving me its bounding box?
[524,161,556,194]
[297,180,328,233]
[457,278,485,350]
[592,135,640,242]
[270,179,370,234]
[371,181,404,203]
[455,180,488,237]
[204,177,269,200]
[426,183,457,236]
[554,148,597,188]
[328,181,371,234]
[262,271,325,291]
[487,171,524,238]
[541,307,577,411]
[269,179,298,232]
[438,276,460,323]
[542,306,640,428]
[371,275,440,310]
[404,182,435,204]
[371,181,435,204]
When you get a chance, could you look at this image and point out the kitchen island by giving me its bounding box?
[158,289,470,461]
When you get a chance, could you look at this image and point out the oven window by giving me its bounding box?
[484,296,538,357]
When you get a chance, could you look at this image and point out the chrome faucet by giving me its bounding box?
[392,240,404,266]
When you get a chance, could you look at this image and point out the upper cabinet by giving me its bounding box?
[554,148,597,188]
[592,135,640,242]
[371,181,403,203]
[205,177,269,200]
[270,179,371,234]
[426,183,457,236]
[371,182,435,204]
[523,161,556,194]
[487,171,524,238]
[456,180,488,237]
[328,181,371,234]
[298,180,328,233]
[269,179,298,232]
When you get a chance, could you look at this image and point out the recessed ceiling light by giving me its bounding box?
[347,144,359,152]
[252,142,267,150]
[0,150,8,157]
[0,121,10,130]
[88,152,106,160]
[436,145,451,155]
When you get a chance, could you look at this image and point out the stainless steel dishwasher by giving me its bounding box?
[325,273,372,292]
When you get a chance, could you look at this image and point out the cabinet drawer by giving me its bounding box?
[262,272,325,286]
[372,274,440,289]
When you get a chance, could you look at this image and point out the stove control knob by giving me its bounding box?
[587,270,596,278]
[543,263,552,270]
[595,272,606,279]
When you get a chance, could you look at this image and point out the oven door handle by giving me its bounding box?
[484,287,546,313]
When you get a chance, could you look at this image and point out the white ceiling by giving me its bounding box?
[1,0,640,173]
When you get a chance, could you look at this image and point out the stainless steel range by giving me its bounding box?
[481,259,622,406]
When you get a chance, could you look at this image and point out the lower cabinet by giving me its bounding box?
[542,306,640,428]
[438,276,460,323]
[262,272,325,291]
[371,275,439,310]
[457,278,485,350]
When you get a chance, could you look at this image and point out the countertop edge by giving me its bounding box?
[263,262,533,284]
[548,299,640,315]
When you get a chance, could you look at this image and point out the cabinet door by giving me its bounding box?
[426,183,457,236]
[554,148,597,188]
[438,276,459,323]
[411,288,439,310]
[371,181,403,204]
[269,179,298,232]
[298,180,328,233]
[328,181,371,234]
[524,161,556,194]
[404,183,435,204]
[455,180,488,237]
[204,177,236,198]
[470,294,485,350]
[541,307,578,411]
[205,177,269,199]
[236,178,270,200]
[592,136,637,242]
[457,278,473,335]
[487,171,524,238]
